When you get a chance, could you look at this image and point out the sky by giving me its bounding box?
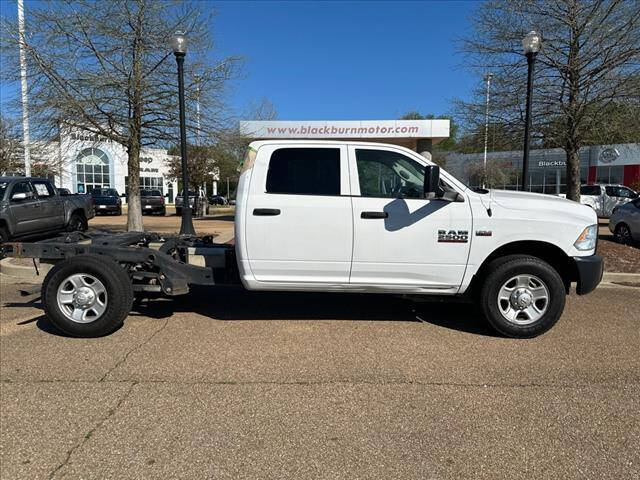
[1,0,479,122]
[212,0,478,120]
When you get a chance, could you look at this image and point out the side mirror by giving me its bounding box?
[424,165,445,199]
[164,193,169,198]
[11,192,30,201]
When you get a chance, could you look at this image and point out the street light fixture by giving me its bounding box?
[521,30,541,191]
[171,30,196,235]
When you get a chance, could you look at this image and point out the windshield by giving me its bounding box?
[179,191,196,196]
[91,188,118,196]
[141,189,162,197]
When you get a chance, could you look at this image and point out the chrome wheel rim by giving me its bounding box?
[56,274,107,323]
[497,274,549,325]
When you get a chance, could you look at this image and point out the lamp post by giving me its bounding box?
[171,31,196,235]
[521,30,541,191]
[482,73,493,188]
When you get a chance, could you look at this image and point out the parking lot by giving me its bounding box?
[1,273,638,479]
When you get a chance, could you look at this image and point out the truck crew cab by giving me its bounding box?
[2,141,603,339]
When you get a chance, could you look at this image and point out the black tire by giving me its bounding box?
[614,223,632,244]
[116,206,122,216]
[478,255,566,338]
[66,212,87,232]
[42,255,133,337]
[175,207,182,216]
[0,225,9,243]
[160,207,166,216]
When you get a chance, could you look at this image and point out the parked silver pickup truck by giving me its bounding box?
[0,177,95,242]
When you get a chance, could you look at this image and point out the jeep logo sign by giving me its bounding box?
[600,148,619,164]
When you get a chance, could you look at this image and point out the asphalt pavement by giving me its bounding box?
[1,280,638,479]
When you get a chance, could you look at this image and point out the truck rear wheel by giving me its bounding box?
[42,255,133,337]
[66,212,87,232]
[479,255,566,338]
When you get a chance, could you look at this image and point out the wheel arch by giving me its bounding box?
[470,240,577,295]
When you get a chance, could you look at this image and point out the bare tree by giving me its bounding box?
[457,0,640,200]
[467,158,517,189]
[1,0,239,230]
[0,114,23,175]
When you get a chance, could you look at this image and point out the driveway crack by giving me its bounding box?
[99,318,169,382]
[48,381,137,480]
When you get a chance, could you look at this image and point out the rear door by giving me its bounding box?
[31,180,64,229]
[245,145,352,284]
[348,145,472,290]
[8,181,41,234]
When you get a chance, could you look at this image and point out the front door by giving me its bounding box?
[348,146,472,290]
[245,145,353,284]
[8,181,42,235]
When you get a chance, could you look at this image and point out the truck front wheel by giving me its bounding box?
[479,255,566,338]
[42,255,133,337]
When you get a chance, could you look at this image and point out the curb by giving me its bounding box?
[0,257,52,279]
[602,272,640,283]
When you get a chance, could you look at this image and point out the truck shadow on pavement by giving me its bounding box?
[129,287,500,337]
[5,287,499,338]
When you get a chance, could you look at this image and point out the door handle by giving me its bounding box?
[253,208,281,216]
[361,211,388,219]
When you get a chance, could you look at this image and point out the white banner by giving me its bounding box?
[240,120,449,140]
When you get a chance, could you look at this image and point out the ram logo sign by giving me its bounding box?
[437,230,469,243]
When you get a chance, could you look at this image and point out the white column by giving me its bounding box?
[18,0,31,176]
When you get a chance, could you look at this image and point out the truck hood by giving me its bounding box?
[487,189,595,224]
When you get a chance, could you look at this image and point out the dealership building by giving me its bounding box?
[31,129,181,203]
[444,143,640,193]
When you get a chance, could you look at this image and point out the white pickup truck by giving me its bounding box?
[2,141,603,339]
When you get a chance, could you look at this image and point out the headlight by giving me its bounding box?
[574,224,598,251]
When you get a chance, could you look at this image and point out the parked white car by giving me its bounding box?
[575,184,638,218]
[609,198,640,244]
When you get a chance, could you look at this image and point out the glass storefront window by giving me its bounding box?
[596,165,624,184]
[125,176,164,197]
[76,148,110,193]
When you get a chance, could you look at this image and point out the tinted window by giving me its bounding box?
[10,181,34,201]
[92,188,118,197]
[580,185,601,196]
[32,181,56,197]
[266,148,340,196]
[141,189,162,197]
[356,149,424,198]
[604,186,634,198]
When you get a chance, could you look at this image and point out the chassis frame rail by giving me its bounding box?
[1,232,233,295]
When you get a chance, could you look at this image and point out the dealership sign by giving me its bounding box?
[537,160,566,168]
[599,148,619,163]
[240,120,450,140]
